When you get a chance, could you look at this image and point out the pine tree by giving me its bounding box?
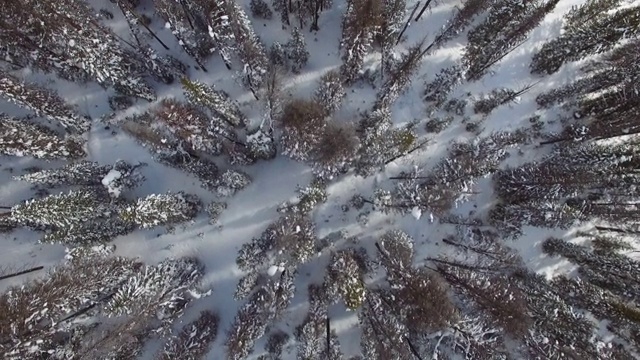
[14,160,111,187]
[225,0,269,91]
[118,192,200,229]
[378,0,405,73]
[251,0,274,19]
[423,65,464,107]
[181,78,247,127]
[355,107,416,176]
[226,271,295,360]
[11,189,109,229]
[155,0,217,70]
[428,0,494,52]
[159,310,219,360]
[314,70,345,114]
[236,215,317,272]
[0,116,83,159]
[1,0,154,99]
[105,257,204,327]
[286,28,310,73]
[531,3,640,75]
[295,284,343,359]
[214,170,252,197]
[464,0,559,81]
[0,247,140,358]
[340,0,383,83]
[42,218,134,246]
[324,250,366,310]
[0,72,89,133]
[152,99,226,155]
[375,40,424,108]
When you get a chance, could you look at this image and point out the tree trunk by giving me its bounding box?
[414,0,433,21]
[0,266,44,281]
[396,2,421,45]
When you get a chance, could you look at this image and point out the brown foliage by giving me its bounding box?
[280,98,325,131]
[315,121,358,165]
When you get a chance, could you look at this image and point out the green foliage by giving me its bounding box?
[610,301,640,324]
[11,189,107,229]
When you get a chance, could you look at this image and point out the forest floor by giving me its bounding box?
[0,0,629,358]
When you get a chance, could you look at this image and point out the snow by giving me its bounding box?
[101,169,122,197]
[411,206,422,220]
[0,0,629,358]
[267,265,279,276]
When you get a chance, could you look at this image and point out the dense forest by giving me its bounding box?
[1,0,640,358]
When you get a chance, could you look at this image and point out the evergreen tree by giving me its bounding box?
[11,189,109,229]
[295,284,343,359]
[225,0,269,91]
[251,0,274,19]
[314,70,345,114]
[226,270,295,360]
[0,72,89,133]
[181,78,247,127]
[0,0,154,99]
[0,116,83,159]
[13,160,144,196]
[214,169,252,197]
[464,0,559,81]
[118,192,200,229]
[355,107,416,176]
[152,99,228,156]
[493,142,640,233]
[340,0,383,83]
[159,310,219,360]
[428,0,494,52]
[0,247,140,358]
[14,160,111,187]
[154,0,217,70]
[286,28,310,73]
[531,3,640,75]
[236,214,317,272]
[375,40,424,108]
[105,257,204,324]
[324,250,366,310]
[42,218,134,246]
[423,65,463,107]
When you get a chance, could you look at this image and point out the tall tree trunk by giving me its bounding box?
[414,0,433,21]
[0,266,44,281]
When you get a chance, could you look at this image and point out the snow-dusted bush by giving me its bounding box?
[247,129,277,160]
[215,170,252,197]
[205,201,227,224]
[250,0,273,19]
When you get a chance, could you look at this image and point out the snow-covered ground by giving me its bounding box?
[1,0,627,358]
